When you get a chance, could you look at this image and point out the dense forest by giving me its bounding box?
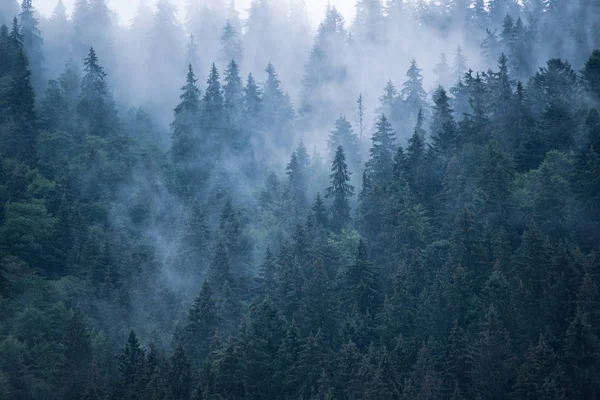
[1,0,600,399]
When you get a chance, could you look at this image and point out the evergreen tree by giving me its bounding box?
[326,146,354,233]
[168,345,192,400]
[116,330,147,400]
[19,0,43,92]
[202,63,225,135]
[77,47,117,137]
[171,64,200,164]
[328,115,361,172]
[434,52,452,88]
[184,279,218,364]
[401,59,428,123]
[220,19,243,65]
[209,239,234,290]
[453,45,468,83]
[429,86,458,162]
[366,114,397,186]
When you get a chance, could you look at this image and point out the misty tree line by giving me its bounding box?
[1,0,600,399]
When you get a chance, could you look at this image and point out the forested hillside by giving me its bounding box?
[1,0,600,399]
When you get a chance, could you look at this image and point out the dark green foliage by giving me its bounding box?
[326,146,354,233]
[0,4,598,399]
[77,47,117,137]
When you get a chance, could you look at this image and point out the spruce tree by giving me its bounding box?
[430,86,457,162]
[220,19,243,65]
[77,47,117,137]
[326,146,354,233]
[116,330,147,400]
[168,345,192,400]
[327,115,361,172]
[171,64,200,164]
[185,279,218,363]
[202,63,224,134]
[366,114,396,186]
[401,59,428,122]
[453,45,468,83]
[19,0,43,92]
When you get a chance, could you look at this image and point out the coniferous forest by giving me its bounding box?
[1,0,600,398]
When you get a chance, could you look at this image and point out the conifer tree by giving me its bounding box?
[434,53,452,88]
[401,59,428,122]
[185,279,218,363]
[366,114,397,186]
[209,239,234,290]
[430,86,457,162]
[220,19,243,65]
[116,330,147,400]
[19,0,43,92]
[326,146,354,233]
[259,246,277,296]
[77,47,117,137]
[311,193,329,229]
[171,64,200,164]
[377,81,398,122]
[168,345,192,400]
[202,63,224,134]
[453,45,468,83]
[327,116,361,172]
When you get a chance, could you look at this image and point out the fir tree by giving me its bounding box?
[171,64,200,164]
[19,0,43,92]
[77,47,117,137]
[401,59,428,122]
[366,114,397,186]
[326,146,354,233]
[220,19,243,65]
[430,86,458,162]
[116,330,147,400]
[168,345,192,400]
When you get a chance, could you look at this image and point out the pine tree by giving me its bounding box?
[514,334,565,400]
[77,47,117,137]
[366,114,397,186]
[58,310,93,400]
[377,80,398,121]
[202,63,225,134]
[168,345,192,400]
[116,330,147,400]
[326,146,354,233]
[341,240,382,316]
[401,59,428,122]
[2,44,37,165]
[209,239,234,290]
[262,62,295,149]
[430,86,457,162]
[171,64,200,164]
[223,59,244,138]
[259,246,277,296]
[453,46,468,84]
[469,305,516,399]
[356,93,366,141]
[298,258,336,338]
[19,0,43,92]
[184,279,218,363]
[477,140,514,223]
[286,151,307,216]
[220,19,243,65]
[243,73,262,121]
[328,116,361,171]
[562,308,600,398]
[312,193,329,229]
[434,53,452,88]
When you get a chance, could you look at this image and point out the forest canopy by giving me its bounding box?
[1,0,600,399]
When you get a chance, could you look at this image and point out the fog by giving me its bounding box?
[1,0,600,397]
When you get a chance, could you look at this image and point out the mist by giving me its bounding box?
[1,0,600,398]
